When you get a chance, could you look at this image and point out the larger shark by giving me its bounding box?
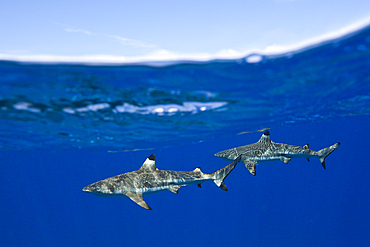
[215,130,340,176]
[82,154,241,210]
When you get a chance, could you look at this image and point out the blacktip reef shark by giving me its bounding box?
[82,154,241,210]
[214,130,340,176]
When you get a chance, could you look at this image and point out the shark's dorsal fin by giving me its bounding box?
[125,191,152,210]
[258,130,271,143]
[303,144,309,149]
[193,167,202,172]
[139,154,157,172]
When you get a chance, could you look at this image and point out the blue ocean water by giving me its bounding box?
[1,25,370,247]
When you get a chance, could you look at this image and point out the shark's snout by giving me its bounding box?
[82,186,90,192]
[82,185,97,193]
[214,151,227,158]
[214,152,222,157]
[214,151,237,162]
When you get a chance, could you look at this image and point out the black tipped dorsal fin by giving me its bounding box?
[139,154,157,171]
[258,130,271,143]
[303,144,309,149]
[193,167,202,173]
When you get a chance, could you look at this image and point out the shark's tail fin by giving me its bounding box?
[317,142,341,169]
[212,155,242,191]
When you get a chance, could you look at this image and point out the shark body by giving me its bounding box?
[82,154,241,210]
[215,130,340,176]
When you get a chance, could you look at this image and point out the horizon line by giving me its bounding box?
[1,17,370,66]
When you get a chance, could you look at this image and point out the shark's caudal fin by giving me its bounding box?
[212,155,242,191]
[317,142,341,169]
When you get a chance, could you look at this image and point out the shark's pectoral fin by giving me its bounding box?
[125,192,152,210]
[243,160,257,176]
[280,157,292,164]
[168,186,181,194]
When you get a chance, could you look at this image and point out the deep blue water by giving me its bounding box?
[1,25,370,246]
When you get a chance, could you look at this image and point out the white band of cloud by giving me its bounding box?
[62,25,156,48]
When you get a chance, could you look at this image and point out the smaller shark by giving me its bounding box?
[214,130,340,176]
[82,154,241,210]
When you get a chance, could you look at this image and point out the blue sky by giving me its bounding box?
[1,0,370,63]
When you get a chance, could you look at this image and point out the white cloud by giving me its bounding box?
[58,23,156,48]
[64,28,94,36]
[0,50,240,65]
[103,34,156,48]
